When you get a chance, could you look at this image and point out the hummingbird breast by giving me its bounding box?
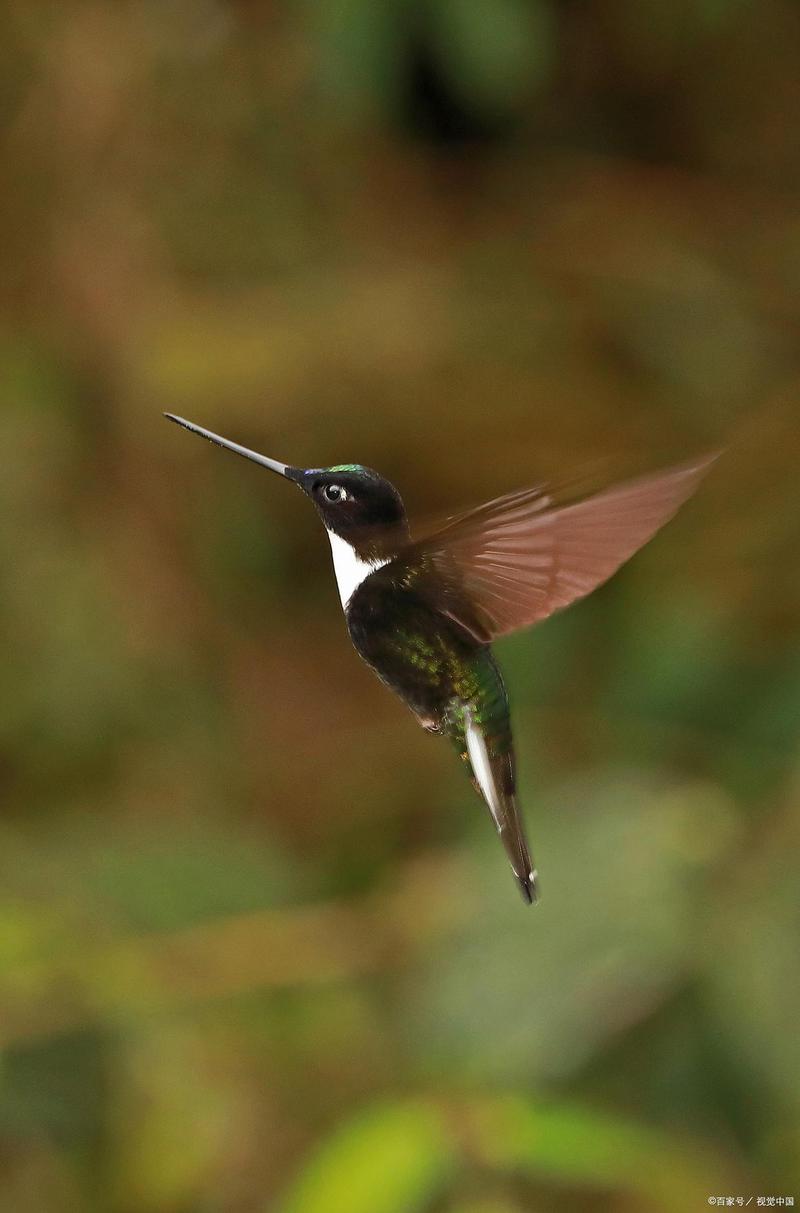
[344,573,496,733]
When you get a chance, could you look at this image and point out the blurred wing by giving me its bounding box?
[403,455,715,643]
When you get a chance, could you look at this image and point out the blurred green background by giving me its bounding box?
[2,2,799,1210]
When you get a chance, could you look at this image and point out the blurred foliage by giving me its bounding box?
[1,0,799,1210]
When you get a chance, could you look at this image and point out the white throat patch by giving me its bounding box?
[326,530,387,608]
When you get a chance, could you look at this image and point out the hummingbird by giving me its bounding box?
[165,412,713,904]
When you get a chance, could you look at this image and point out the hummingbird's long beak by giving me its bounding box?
[164,414,301,479]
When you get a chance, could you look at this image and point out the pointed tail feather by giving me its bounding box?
[464,706,538,905]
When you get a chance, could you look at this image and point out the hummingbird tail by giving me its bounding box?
[518,861,539,905]
[463,706,539,905]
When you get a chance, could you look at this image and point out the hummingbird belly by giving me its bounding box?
[344,578,512,749]
[345,580,484,729]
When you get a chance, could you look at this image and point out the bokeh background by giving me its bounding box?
[2,2,800,1210]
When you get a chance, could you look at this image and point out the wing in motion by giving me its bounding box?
[401,455,716,643]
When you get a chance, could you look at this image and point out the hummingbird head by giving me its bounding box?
[164,415,409,557]
[297,465,408,551]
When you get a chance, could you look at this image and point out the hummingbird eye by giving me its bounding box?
[323,483,348,503]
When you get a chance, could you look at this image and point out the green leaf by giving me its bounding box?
[278,1100,455,1213]
[467,1095,730,1207]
